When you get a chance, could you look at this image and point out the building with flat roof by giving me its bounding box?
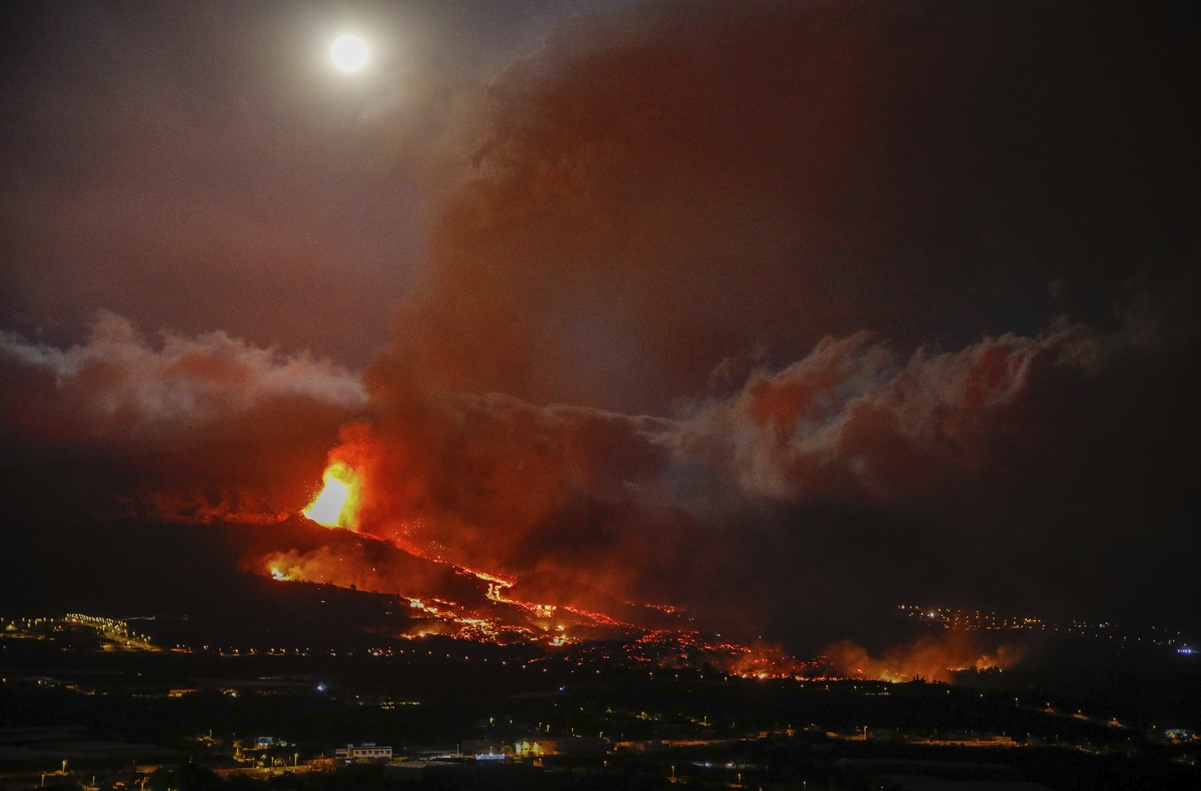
[334,743,392,761]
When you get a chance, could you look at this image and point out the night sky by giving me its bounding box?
[1,1,1198,652]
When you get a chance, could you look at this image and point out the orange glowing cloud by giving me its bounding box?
[824,631,1026,684]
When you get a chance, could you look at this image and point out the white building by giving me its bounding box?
[335,743,393,760]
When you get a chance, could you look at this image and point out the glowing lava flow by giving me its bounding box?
[302,461,361,528]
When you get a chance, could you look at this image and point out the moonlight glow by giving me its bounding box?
[330,34,368,72]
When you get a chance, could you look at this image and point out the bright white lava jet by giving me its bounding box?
[302,461,360,528]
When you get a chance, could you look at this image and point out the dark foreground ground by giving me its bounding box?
[3,616,1200,791]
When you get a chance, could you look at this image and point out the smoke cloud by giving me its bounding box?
[1,310,364,449]
[338,0,1200,644]
[391,0,1199,415]
[824,632,1027,684]
[0,311,365,521]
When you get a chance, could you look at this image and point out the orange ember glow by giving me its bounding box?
[823,632,1025,684]
[302,461,361,528]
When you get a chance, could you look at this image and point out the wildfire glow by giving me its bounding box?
[823,632,1025,684]
[302,461,361,528]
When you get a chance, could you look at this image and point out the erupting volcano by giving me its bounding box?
[4,14,1201,786]
[271,433,1030,683]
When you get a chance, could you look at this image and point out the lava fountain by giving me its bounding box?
[302,460,362,528]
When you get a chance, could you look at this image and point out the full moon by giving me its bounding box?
[330,35,368,72]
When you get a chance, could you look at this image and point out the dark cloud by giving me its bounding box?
[0,1,655,365]
[0,1,576,365]
[390,0,1200,414]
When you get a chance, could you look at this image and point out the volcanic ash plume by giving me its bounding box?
[334,276,1198,645]
[349,0,1201,641]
